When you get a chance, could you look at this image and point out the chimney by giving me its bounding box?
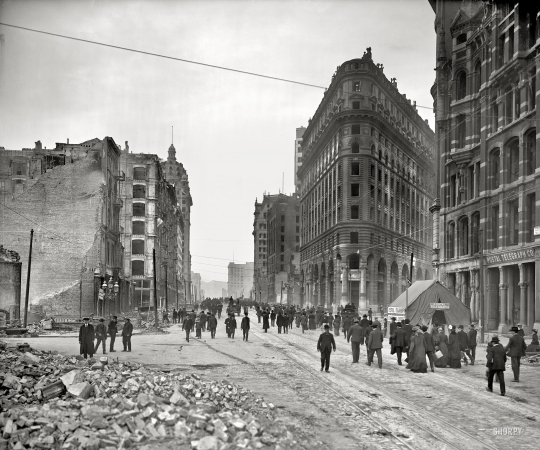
[125,141,129,153]
[67,138,69,144]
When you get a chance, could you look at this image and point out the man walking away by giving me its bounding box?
[467,324,477,364]
[367,323,383,368]
[301,313,308,333]
[241,312,250,341]
[392,322,406,365]
[183,315,193,342]
[79,317,94,360]
[317,324,336,373]
[457,325,469,365]
[271,309,276,327]
[208,312,217,338]
[367,308,373,321]
[172,308,178,324]
[283,313,289,334]
[229,314,237,339]
[122,318,133,352]
[108,316,118,352]
[421,325,435,372]
[486,335,506,396]
[505,326,527,382]
[94,318,107,355]
[277,312,283,334]
[402,319,413,361]
[347,318,364,363]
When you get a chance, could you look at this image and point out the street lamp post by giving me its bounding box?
[113,281,119,315]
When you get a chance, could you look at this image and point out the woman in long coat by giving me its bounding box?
[262,311,270,333]
[406,328,428,373]
[333,314,341,336]
[447,326,462,368]
[433,327,449,368]
[308,310,316,330]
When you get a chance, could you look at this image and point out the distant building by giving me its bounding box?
[119,149,184,313]
[228,262,254,298]
[294,127,306,192]
[162,143,193,304]
[191,272,202,302]
[252,194,279,302]
[266,194,301,304]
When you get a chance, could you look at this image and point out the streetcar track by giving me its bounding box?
[253,327,496,450]
[282,326,540,422]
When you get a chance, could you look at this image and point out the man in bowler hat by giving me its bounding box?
[505,326,527,382]
[317,324,336,372]
[79,317,94,359]
[486,335,506,396]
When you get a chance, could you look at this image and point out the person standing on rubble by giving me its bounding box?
[79,317,95,359]
[108,316,118,353]
[122,318,133,352]
[94,318,107,355]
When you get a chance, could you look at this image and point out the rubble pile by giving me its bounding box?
[0,344,322,449]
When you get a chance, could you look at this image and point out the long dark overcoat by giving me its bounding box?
[79,324,95,355]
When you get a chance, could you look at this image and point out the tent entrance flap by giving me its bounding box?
[432,310,447,325]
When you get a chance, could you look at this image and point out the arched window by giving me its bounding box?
[456,71,467,100]
[458,216,469,256]
[447,221,456,259]
[471,212,480,254]
[352,142,359,153]
[379,150,382,161]
[507,139,520,183]
[456,114,466,148]
[490,148,500,189]
[473,61,481,93]
[384,154,388,165]
[525,129,536,175]
[370,144,375,156]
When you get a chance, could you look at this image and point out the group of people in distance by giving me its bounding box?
[180,308,251,342]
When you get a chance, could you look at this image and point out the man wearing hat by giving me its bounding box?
[457,325,469,366]
[347,318,364,363]
[108,316,118,352]
[183,314,194,342]
[466,324,477,364]
[391,322,406,365]
[367,323,384,368]
[317,324,337,373]
[79,317,95,359]
[241,311,250,341]
[94,318,107,355]
[208,312,217,339]
[486,335,506,396]
[421,325,435,372]
[122,318,133,352]
[505,326,527,382]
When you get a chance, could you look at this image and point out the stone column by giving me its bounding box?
[470,270,477,321]
[498,266,509,334]
[341,266,349,306]
[519,263,528,332]
[359,263,367,311]
[325,272,331,309]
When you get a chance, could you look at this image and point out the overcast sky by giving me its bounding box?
[0,0,436,283]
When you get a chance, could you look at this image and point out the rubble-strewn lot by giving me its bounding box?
[0,342,324,449]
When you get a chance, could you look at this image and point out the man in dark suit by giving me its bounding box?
[241,312,250,341]
[208,312,217,339]
[389,317,397,338]
[94,318,107,355]
[122,318,133,352]
[347,318,364,363]
[317,324,336,373]
[367,323,384,368]
[108,316,118,353]
[505,326,527,382]
[183,315,194,342]
[466,324,477,364]
[486,335,506,396]
[392,322,407,365]
[402,319,413,361]
[421,325,435,372]
[79,317,95,359]
[457,325,469,365]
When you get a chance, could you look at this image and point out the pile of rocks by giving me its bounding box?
[0,344,323,449]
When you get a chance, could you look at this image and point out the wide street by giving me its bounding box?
[6,310,540,450]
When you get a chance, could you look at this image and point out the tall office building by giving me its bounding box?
[294,127,306,192]
[298,49,435,314]
[228,262,254,299]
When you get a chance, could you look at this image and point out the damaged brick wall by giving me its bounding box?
[0,155,106,317]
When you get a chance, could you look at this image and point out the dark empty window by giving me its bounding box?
[351,125,360,134]
[352,142,359,153]
[351,162,360,175]
[350,232,358,244]
[352,101,360,110]
[353,81,360,91]
[133,185,146,198]
[351,205,359,219]
[456,72,467,100]
[132,221,145,235]
[133,203,146,217]
[457,33,467,45]
[351,184,360,196]
[132,239,144,255]
[132,260,144,276]
[133,167,146,180]
[280,225,285,232]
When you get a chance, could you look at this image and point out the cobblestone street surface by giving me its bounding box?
[3,311,540,449]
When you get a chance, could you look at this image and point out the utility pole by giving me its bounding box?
[479,229,485,343]
[153,248,159,327]
[405,252,414,321]
[23,229,34,327]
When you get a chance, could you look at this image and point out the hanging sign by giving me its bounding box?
[388,306,405,314]
[430,303,449,309]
